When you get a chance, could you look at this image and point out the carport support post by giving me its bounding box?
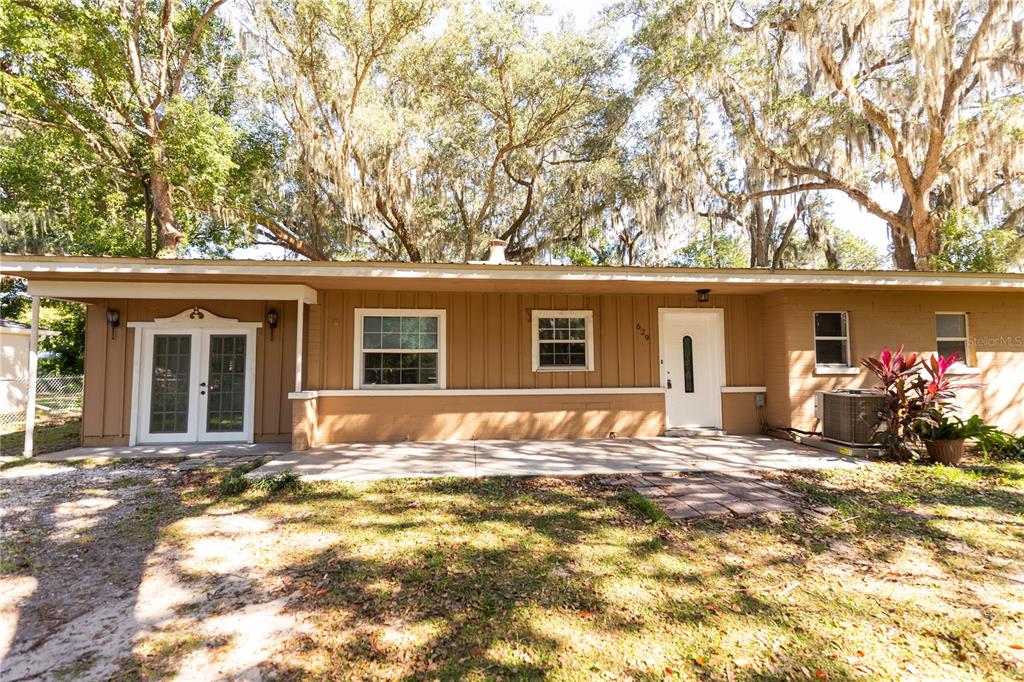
[23,295,40,458]
[295,299,304,393]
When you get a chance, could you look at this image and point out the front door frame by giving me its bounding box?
[657,307,726,429]
[128,308,261,446]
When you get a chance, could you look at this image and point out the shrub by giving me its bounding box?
[974,429,1024,461]
[218,470,301,496]
[250,471,302,494]
[219,473,251,496]
[862,347,979,460]
[915,414,993,441]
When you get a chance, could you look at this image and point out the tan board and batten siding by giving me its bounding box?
[761,290,1024,434]
[81,299,297,446]
[296,291,765,443]
[2,253,1020,448]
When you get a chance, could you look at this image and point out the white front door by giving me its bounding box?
[134,311,257,444]
[659,309,725,429]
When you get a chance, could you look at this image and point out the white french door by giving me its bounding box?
[658,309,725,429]
[136,327,256,444]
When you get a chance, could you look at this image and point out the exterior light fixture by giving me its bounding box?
[696,288,711,303]
[266,308,279,340]
[106,308,120,339]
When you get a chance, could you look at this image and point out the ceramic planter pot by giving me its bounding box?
[925,438,966,465]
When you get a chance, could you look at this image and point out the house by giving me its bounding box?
[1,253,1021,451]
[0,319,58,416]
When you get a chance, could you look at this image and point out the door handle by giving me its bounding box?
[666,379,673,389]
[199,381,206,396]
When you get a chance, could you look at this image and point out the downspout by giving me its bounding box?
[23,295,40,457]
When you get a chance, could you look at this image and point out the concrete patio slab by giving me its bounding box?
[248,435,862,481]
[35,442,289,462]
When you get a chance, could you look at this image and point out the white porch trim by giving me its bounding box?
[27,281,318,305]
[288,387,666,399]
[22,296,40,457]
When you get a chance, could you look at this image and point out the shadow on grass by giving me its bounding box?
[5,464,1023,681]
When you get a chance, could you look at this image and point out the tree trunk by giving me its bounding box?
[149,171,183,253]
[911,212,941,270]
[889,195,916,270]
[890,227,915,270]
[748,202,771,267]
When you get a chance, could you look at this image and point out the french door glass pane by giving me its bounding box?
[150,334,192,434]
[206,334,247,432]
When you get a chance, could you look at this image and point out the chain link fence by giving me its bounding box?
[0,375,84,433]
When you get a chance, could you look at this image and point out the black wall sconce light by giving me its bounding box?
[696,288,711,304]
[266,308,279,340]
[106,308,121,340]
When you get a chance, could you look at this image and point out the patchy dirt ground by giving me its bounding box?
[0,461,303,682]
[2,459,1023,681]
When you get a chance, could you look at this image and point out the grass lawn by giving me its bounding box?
[0,417,80,458]
[4,458,1023,680]
[126,460,1022,681]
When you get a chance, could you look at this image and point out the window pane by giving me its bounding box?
[382,316,401,332]
[815,339,848,365]
[363,316,382,333]
[937,340,967,362]
[382,333,401,349]
[363,351,438,385]
[363,331,382,349]
[683,335,694,393]
[539,341,587,368]
[936,314,966,338]
[814,312,846,337]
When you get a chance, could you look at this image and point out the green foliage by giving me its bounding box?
[935,210,1021,273]
[250,471,302,494]
[862,349,978,460]
[219,472,251,496]
[38,302,85,375]
[615,489,671,525]
[670,226,749,268]
[0,277,28,320]
[973,429,1024,461]
[915,414,993,442]
[219,467,301,497]
[0,0,246,255]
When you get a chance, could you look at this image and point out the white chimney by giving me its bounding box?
[487,239,508,264]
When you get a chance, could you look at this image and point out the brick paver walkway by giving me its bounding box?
[606,471,802,520]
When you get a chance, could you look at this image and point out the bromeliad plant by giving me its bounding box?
[862,347,978,459]
[915,414,993,442]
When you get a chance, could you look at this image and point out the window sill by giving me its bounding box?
[532,367,593,373]
[814,366,860,376]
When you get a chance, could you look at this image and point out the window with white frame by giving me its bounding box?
[813,311,850,366]
[355,309,446,388]
[936,313,969,364]
[531,310,594,371]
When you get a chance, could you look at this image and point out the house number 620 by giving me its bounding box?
[635,323,650,341]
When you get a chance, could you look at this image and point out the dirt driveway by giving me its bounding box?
[0,461,303,681]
